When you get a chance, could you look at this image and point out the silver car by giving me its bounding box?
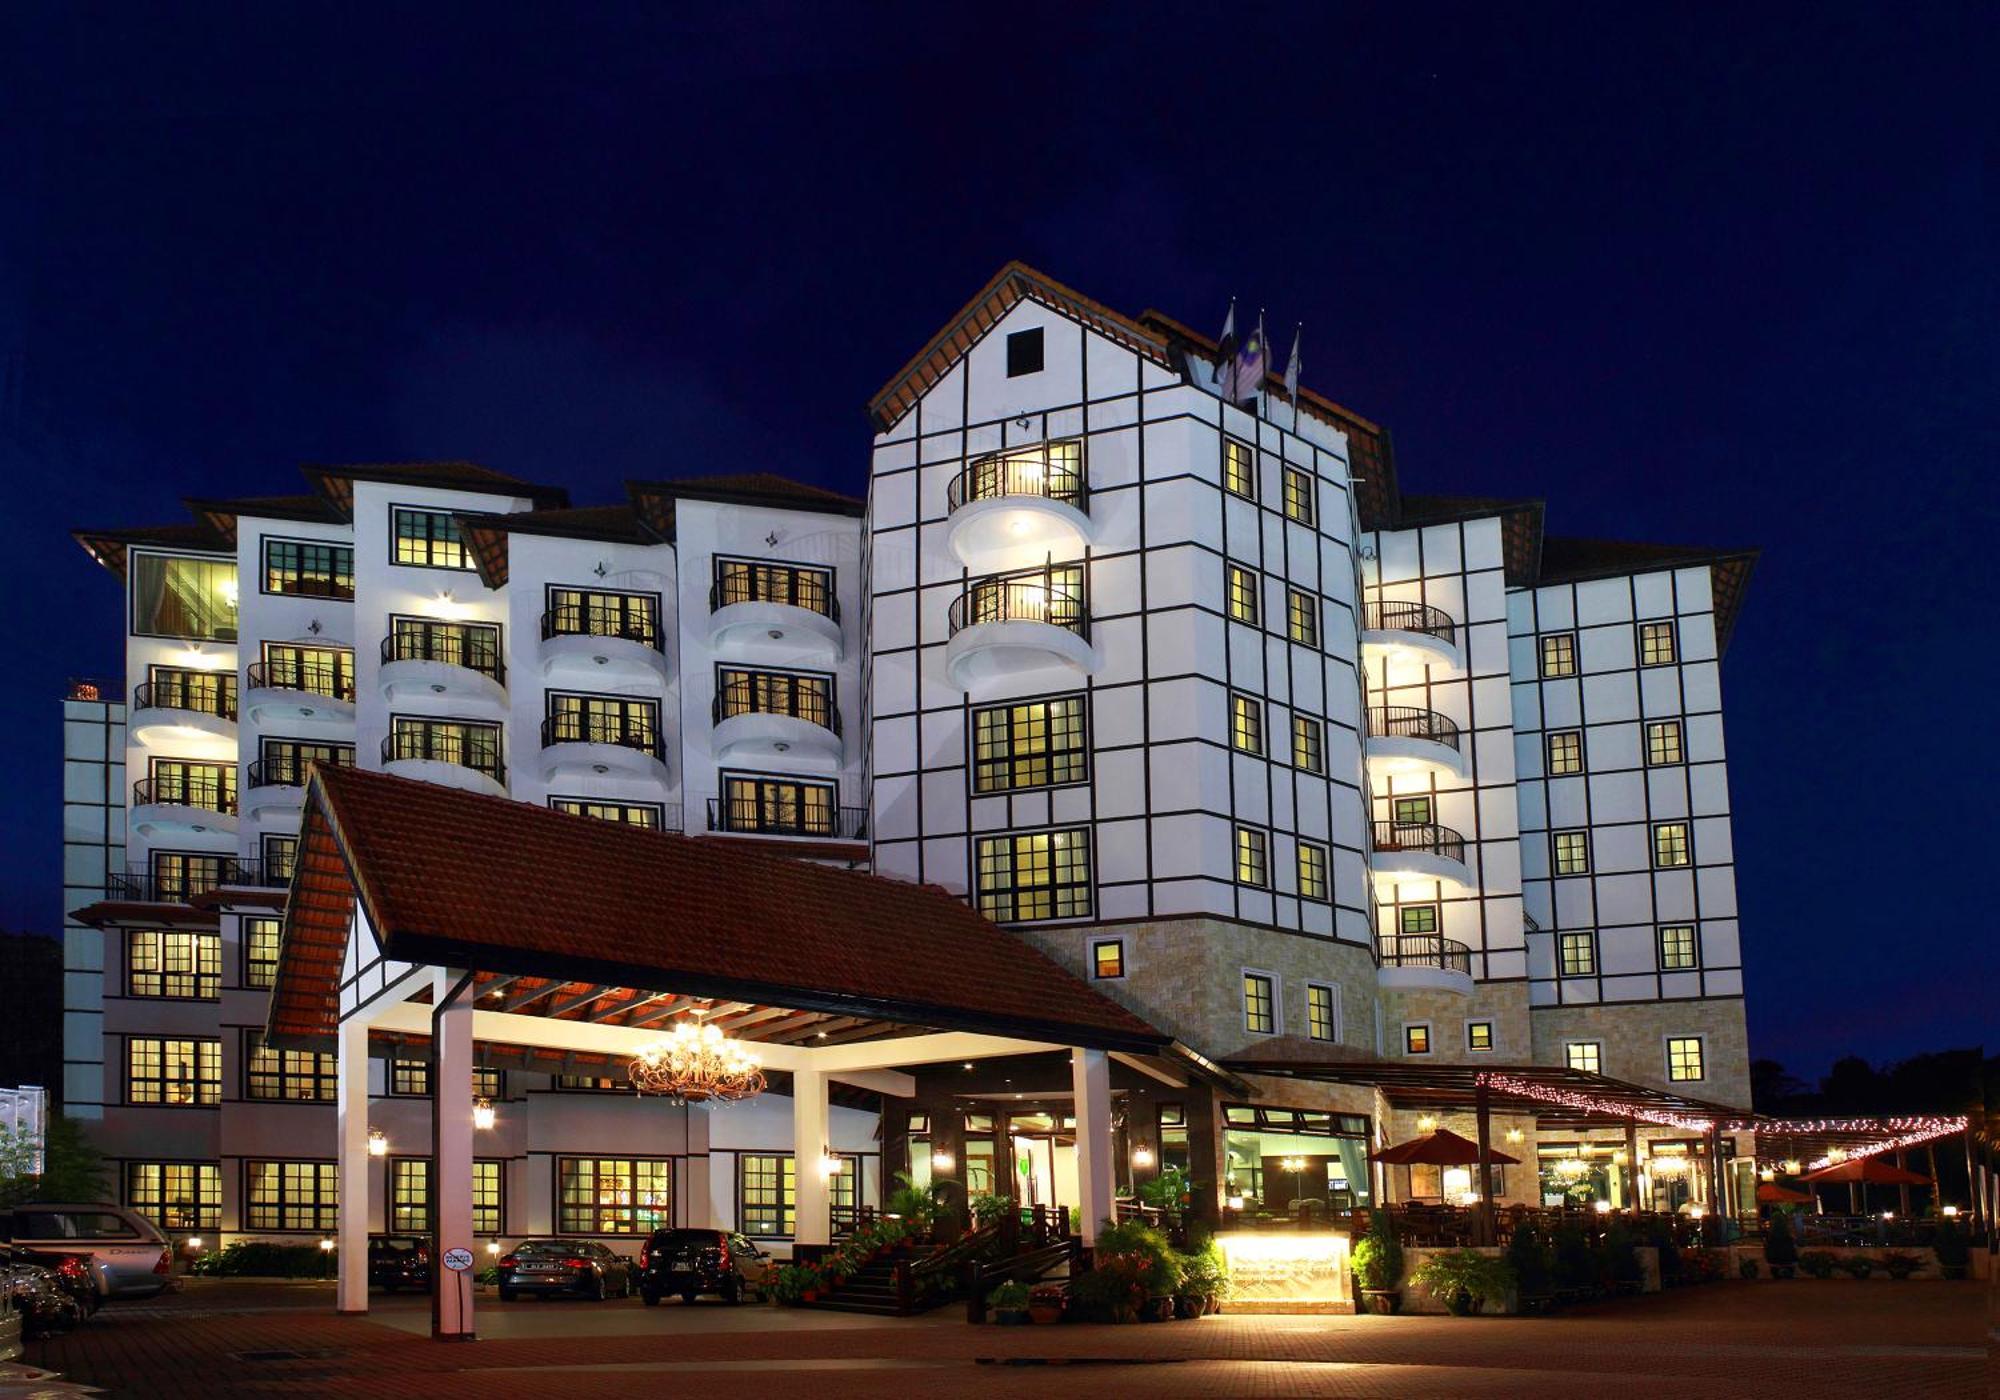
[2,1205,171,1300]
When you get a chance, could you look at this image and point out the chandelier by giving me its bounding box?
[628,1022,766,1105]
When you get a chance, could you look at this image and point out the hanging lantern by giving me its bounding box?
[627,1022,766,1105]
[472,1097,496,1131]
[367,1128,388,1157]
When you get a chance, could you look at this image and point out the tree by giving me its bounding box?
[0,1116,108,1207]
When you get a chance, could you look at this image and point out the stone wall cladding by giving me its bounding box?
[1530,997,1751,1109]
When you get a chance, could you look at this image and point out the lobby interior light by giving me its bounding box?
[1649,1154,1687,1177]
[367,1129,387,1157]
[472,1097,496,1131]
[1593,1199,1613,1215]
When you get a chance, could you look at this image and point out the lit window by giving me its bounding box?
[143,758,236,816]
[1639,621,1678,666]
[1404,1024,1431,1055]
[473,1067,505,1099]
[1242,973,1276,1034]
[556,1075,621,1091]
[717,668,834,728]
[262,834,298,883]
[1230,693,1263,754]
[1652,822,1692,868]
[1226,564,1259,624]
[1566,1042,1602,1075]
[1235,827,1269,887]
[974,695,1088,792]
[245,1161,337,1231]
[391,1059,431,1096]
[259,643,356,701]
[1399,904,1439,937]
[1307,983,1338,1041]
[245,1037,336,1102]
[392,508,473,570]
[1539,632,1577,678]
[549,586,665,645]
[1558,932,1597,977]
[126,930,219,999]
[1291,715,1323,772]
[130,553,237,641]
[1091,939,1125,980]
[558,1157,672,1235]
[547,692,661,752]
[387,615,502,676]
[1545,729,1583,776]
[1391,795,1433,827]
[1297,841,1329,901]
[1667,1036,1705,1082]
[1552,829,1591,875]
[262,538,354,599]
[473,1160,503,1235]
[126,1162,221,1232]
[551,797,666,828]
[1223,438,1256,498]
[391,1159,431,1232]
[1646,720,1685,766]
[1006,327,1044,377]
[389,716,503,780]
[1286,588,1319,647]
[127,1038,220,1106]
[740,1154,795,1237]
[975,828,1092,922]
[1282,466,1315,525]
[1467,1021,1494,1052]
[1658,924,1698,970]
[716,774,838,837]
[244,918,281,991]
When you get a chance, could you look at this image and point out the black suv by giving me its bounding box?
[367,1235,431,1292]
[637,1229,773,1305]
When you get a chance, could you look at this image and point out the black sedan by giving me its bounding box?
[496,1240,635,1301]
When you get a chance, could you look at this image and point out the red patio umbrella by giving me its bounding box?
[1796,1157,1931,1186]
[1756,1181,1813,1205]
[1369,1128,1520,1166]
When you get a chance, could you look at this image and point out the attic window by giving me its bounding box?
[1006,328,1044,377]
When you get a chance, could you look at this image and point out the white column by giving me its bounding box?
[683,1105,714,1229]
[792,1066,831,1248]
[433,969,476,1340]
[1071,1047,1115,1247]
[335,1015,370,1314]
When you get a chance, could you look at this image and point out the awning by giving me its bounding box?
[1370,1128,1519,1167]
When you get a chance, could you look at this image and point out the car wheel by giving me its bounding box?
[681,1290,698,1306]
[641,1287,660,1307]
[498,1287,516,1302]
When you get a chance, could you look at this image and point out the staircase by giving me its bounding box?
[812,1256,906,1316]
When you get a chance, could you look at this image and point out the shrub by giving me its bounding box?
[969,1192,1014,1228]
[1551,1223,1596,1290]
[1763,1213,1798,1268]
[1879,1252,1922,1279]
[1410,1249,1516,1315]
[1094,1219,1179,1296]
[1838,1255,1876,1279]
[188,1241,332,1278]
[1353,1208,1405,1291]
[1599,1222,1643,1286]
[770,1264,817,1304]
[1738,1257,1759,1279]
[988,1280,1032,1311]
[1797,1250,1838,1279]
[1933,1217,1970,1274]
[1504,1220,1552,1298]
[1643,1219,1684,1285]
[1175,1237,1231,1300]
[1070,1252,1149,1322]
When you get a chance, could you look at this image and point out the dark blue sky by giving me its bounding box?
[1,5,1990,1076]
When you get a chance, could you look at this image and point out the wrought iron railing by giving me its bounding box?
[105,861,236,904]
[946,565,1088,639]
[711,688,839,735]
[1370,821,1468,865]
[540,604,662,651]
[946,444,1088,512]
[133,675,237,720]
[1378,934,1474,976]
[382,623,505,682]
[1365,705,1461,751]
[1361,600,1458,647]
[708,570,839,623]
[131,775,237,815]
[541,713,666,761]
[247,748,355,788]
[705,798,868,841]
[382,729,505,782]
[246,657,356,703]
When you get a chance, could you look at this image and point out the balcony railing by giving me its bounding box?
[1366,705,1461,751]
[248,749,355,788]
[705,798,869,841]
[540,714,666,762]
[540,604,662,652]
[708,574,840,623]
[381,625,506,682]
[1361,600,1458,647]
[946,446,1088,511]
[1370,821,1468,865]
[711,689,840,736]
[133,676,237,720]
[131,775,237,815]
[221,859,291,889]
[946,566,1088,640]
[247,657,356,703]
[105,862,236,904]
[1379,934,1474,976]
[383,729,506,783]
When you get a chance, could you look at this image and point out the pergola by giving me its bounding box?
[1729,1115,1984,1224]
[270,766,1175,1340]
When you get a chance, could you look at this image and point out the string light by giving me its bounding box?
[1798,1120,1969,1172]
[1476,1072,1714,1133]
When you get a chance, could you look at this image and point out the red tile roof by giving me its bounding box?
[269,766,1166,1055]
[302,460,569,513]
[72,521,235,579]
[455,504,657,588]
[627,473,865,536]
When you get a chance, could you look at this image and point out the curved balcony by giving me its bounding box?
[944,567,1095,690]
[1377,934,1475,996]
[1370,821,1473,893]
[1359,600,1463,671]
[380,627,508,712]
[130,678,237,747]
[1364,705,1468,782]
[381,730,506,796]
[945,444,1094,573]
[705,798,868,842]
[538,716,669,784]
[539,606,670,690]
[710,692,841,765]
[244,659,356,729]
[128,776,238,839]
[706,581,842,661]
[244,751,353,817]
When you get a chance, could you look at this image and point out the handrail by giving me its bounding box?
[708,569,840,623]
[381,729,505,782]
[133,675,237,720]
[131,775,236,815]
[946,443,1088,512]
[540,713,666,760]
[946,565,1088,639]
[539,603,662,652]
[1366,705,1461,751]
[1370,820,1468,864]
[105,863,234,903]
[247,748,355,788]
[1361,599,1457,647]
[381,623,505,682]
[246,657,356,702]
[710,687,840,736]
[1379,933,1474,975]
[705,798,868,841]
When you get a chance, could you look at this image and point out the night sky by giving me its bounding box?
[1,5,1990,1076]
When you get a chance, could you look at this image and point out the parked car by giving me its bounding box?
[495,1240,634,1301]
[367,1235,431,1292]
[0,1205,170,1300]
[9,1247,101,1317]
[637,1229,774,1306]
[0,1247,86,1338]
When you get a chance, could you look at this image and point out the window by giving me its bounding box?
[1639,620,1678,666]
[1539,631,1578,678]
[146,850,233,902]
[974,828,1092,922]
[551,797,667,828]
[1222,437,1256,498]
[1391,795,1433,827]
[558,1158,672,1234]
[1658,924,1699,970]
[1652,821,1692,868]
[142,758,236,814]
[739,1154,795,1238]
[1235,826,1269,887]
[386,616,501,676]
[126,930,219,999]
[261,834,298,883]
[1230,693,1263,754]
[254,739,355,788]
[1666,1037,1705,1082]
[1091,939,1125,980]
[717,668,833,729]
[547,693,661,754]
[1565,1042,1602,1075]
[1404,1024,1431,1055]
[1225,564,1259,624]
[960,562,1085,633]
[1646,720,1685,766]
[547,586,664,646]
[1282,466,1315,525]
[390,1059,430,1096]
[473,1160,503,1235]
[127,1038,219,1106]
[1306,983,1339,1042]
[388,716,503,779]
[259,643,356,701]
[1242,973,1276,1034]
[1291,715,1323,772]
[244,917,281,990]
[1286,588,1319,647]
[1558,932,1597,977]
[1467,1021,1495,1052]
[473,1067,505,1099]
[262,538,354,599]
[716,773,839,837]
[1297,840,1329,901]
[126,1162,221,1231]
[555,1075,622,1091]
[130,553,238,641]
[142,665,236,718]
[245,1037,337,1102]
[1546,729,1583,776]
[713,561,833,619]
[245,1161,337,1232]
[1005,326,1044,376]
[392,507,474,569]
[1552,829,1591,875]
[961,439,1085,506]
[972,694,1088,792]
[391,1159,431,1232]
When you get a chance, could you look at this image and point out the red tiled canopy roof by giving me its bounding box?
[270,766,1166,1055]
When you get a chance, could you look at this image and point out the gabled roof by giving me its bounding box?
[627,473,866,537]
[301,460,569,515]
[184,493,345,542]
[455,504,658,589]
[72,521,234,579]
[269,766,1167,1055]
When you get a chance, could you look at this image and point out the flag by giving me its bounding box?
[1284,324,1302,427]
[1215,299,1238,396]
[1229,309,1267,408]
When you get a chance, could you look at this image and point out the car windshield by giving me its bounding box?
[649,1230,722,1249]
[514,1240,586,1257]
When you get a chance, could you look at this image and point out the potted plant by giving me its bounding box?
[1352,1208,1406,1315]
[988,1279,1032,1324]
[1552,1222,1598,1297]
[1175,1237,1229,1318]
[1934,1217,1970,1280]
[1410,1249,1515,1317]
[1838,1255,1876,1279]
[1070,1252,1146,1322]
[1762,1212,1798,1279]
[1093,1218,1180,1322]
[1027,1282,1067,1324]
[969,1192,1014,1229]
[1600,1222,1643,1294]
[1879,1251,1922,1280]
[1798,1250,1838,1279]
[1505,1220,1554,1313]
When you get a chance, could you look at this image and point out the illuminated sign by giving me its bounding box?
[1215,1231,1352,1312]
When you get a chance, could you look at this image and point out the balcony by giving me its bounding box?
[711,690,841,765]
[244,658,356,729]
[380,625,507,712]
[244,750,354,818]
[705,798,868,842]
[128,775,238,839]
[1363,705,1468,782]
[1359,600,1462,671]
[1370,821,1473,893]
[538,715,668,784]
[944,565,1094,690]
[706,572,842,661]
[381,729,507,796]
[945,443,1094,573]
[1377,934,1475,996]
[539,605,669,691]
[130,676,237,746]
[105,862,236,905]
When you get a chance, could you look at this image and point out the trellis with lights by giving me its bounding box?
[1735,1116,1970,1173]
[1474,1071,1717,1134]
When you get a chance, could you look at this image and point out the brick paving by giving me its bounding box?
[16,1278,1991,1398]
